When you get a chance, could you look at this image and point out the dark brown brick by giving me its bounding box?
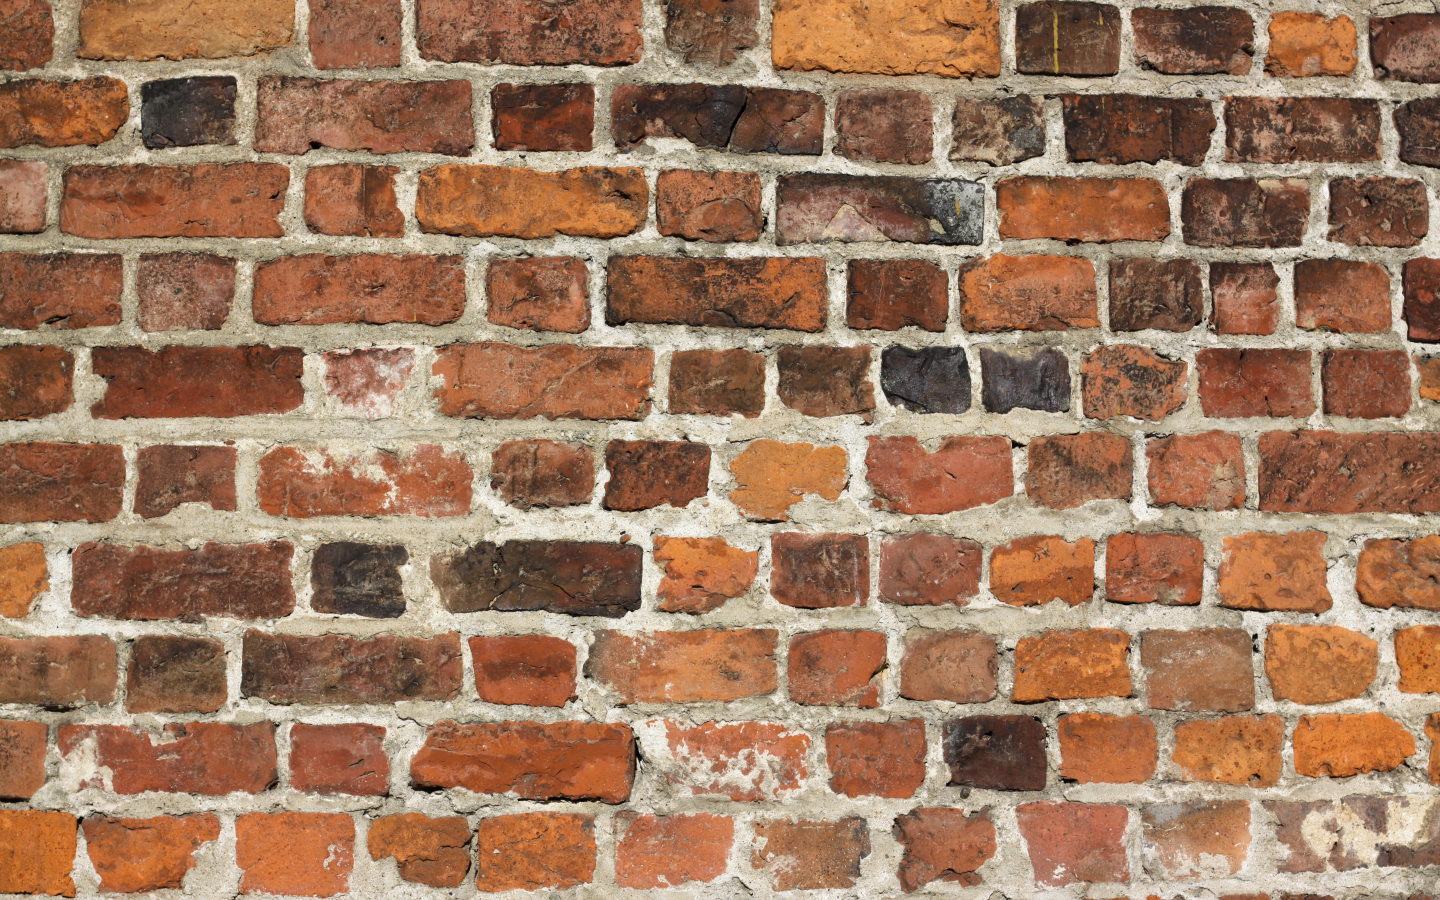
[771,532,868,609]
[0,252,122,330]
[1372,14,1440,83]
[663,0,757,65]
[136,253,234,331]
[0,345,72,421]
[1183,177,1309,248]
[304,165,404,238]
[134,445,237,518]
[1225,97,1380,163]
[126,636,227,713]
[141,76,235,149]
[1132,6,1254,74]
[241,630,461,705]
[491,439,594,509]
[881,347,970,415]
[1211,262,1278,335]
[90,346,304,419]
[1197,349,1314,418]
[777,174,983,246]
[1027,432,1132,509]
[1323,350,1411,419]
[256,77,473,155]
[655,170,761,242]
[834,89,932,164]
[1016,2,1119,75]
[418,0,642,65]
[1328,177,1428,247]
[731,87,823,154]
[492,83,594,152]
[611,83,746,150]
[311,542,407,619]
[603,440,710,511]
[431,540,641,617]
[0,635,116,707]
[1109,258,1203,332]
[778,345,875,421]
[1397,99,1440,168]
[1063,94,1215,165]
[945,715,1047,791]
[951,95,1045,165]
[607,256,826,331]
[486,257,590,333]
[72,542,295,620]
[668,349,765,417]
[0,442,124,524]
[847,259,946,332]
[980,347,1070,413]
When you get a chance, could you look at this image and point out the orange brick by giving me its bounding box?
[1218,531,1332,612]
[645,719,809,801]
[1293,713,1415,777]
[470,635,576,707]
[83,815,219,893]
[826,720,926,798]
[1058,713,1157,783]
[366,814,470,888]
[1173,714,1283,786]
[653,536,758,613]
[1265,624,1377,704]
[990,535,1095,607]
[728,440,847,521]
[0,810,76,896]
[417,165,646,238]
[1396,625,1440,693]
[614,813,732,889]
[474,813,595,891]
[1267,12,1357,76]
[997,177,1170,242]
[1013,628,1132,702]
[789,630,885,706]
[236,812,354,897]
[587,629,777,703]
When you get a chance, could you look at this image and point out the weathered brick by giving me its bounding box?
[491,439,594,509]
[1423,357,1440,401]
[0,810,76,896]
[0,345,71,421]
[1015,801,1129,887]
[1197,349,1313,417]
[588,629,776,703]
[1323,349,1411,419]
[0,720,47,800]
[1397,99,1440,167]
[603,440,711,510]
[487,257,589,333]
[91,346,301,419]
[59,722,276,794]
[1110,257,1202,331]
[777,174,983,245]
[729,439,847,520]
[0,159,45,232]
[236,812,353,898]
[432,540,640,616]
[258,445,471,518]
[141,76,235,148]
[1063,94,1215,165]
[960,254,1098,332]
[0,635,115,707]
[1329,177,1428,247]
[290,723,387,795]
[1027,433,1131,509]
[240,630,462,704]
[772,0,998,77]
[616,813,732,889]
[979,347,1069,413]
[473,813,595,890]
[752,817,870,891]
[79,0,292,59]
[656,169,761,242]
[0,541,47,618]
[1173,714,1283,786]
[1268,794,1440,871]
[1372,14,1440,82]
[945,715,1046,791]
[1267,624,1377,704]
[492,82,593,151]
[1142,628,1253,712]
[642,719,808,801]
[998,176,1169,243]
[951,95,1045,165]
[418,0,641,64]
[471,635,576,707]
[367,814,470,888]
[83,815,220,893]
[779,345,874,420]
[900,629,996,701]
[893,808,996,893]
[311,542,406,619]
[1293,713,1414,777]
[827,720,925,798]
[867,435,1013,514]
[789,630,884,706]
[1058,713,1157,783]
[1211,261,1279,335]
[323,348,414,419]
[411,721,634,802]
[991,535,1096,606]
[1142,801,1250,879]
[132,445,236,519]
[1016,2,1120,75]
[1259,431,1440,514]
[1013,628,1131,702]
[0,0,53,70]
[304,165,404,238]
[731,87,824,154]
[435,343,654,420]
[1081,345,1187,421]
[610,83,745,148]
[1430,715,1440,784]
[1218,531,1331,612]
[1407,257,1440,342]
[1397,626,1440,693]
[1297,259,1391,334]
[417,165,646,238]
[607,256,827,330]
[1106,533,1203,605]
[1360,537,1440,611]
[881,535,982,606]
[771,532,869,608]
[136,253,234,331]
[669,348,765,417]
[881,346,969,415]
[309,0,401,68]
[834,89,932,164]
[663,0,757,65]
[63,163,288,238]
[847,259,946,332]
[1267,13,1357,76]
[0,252,121,329]
[1182,177,1309,247]
[126,635,227,713]
[0,442,124,523]
[0,77,127,147]
[1226,97,1379,163]
[1147,431,1246,510]
[653,536,757,614]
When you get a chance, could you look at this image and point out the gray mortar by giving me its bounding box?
[4,0,1440,897]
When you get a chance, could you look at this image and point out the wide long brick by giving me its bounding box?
[252,255,465,326]
[433,343,653,420]
[0,442,124,523]
[432,540,642,617]
[0,78,128,147]
[240,630,463,704]
[257,445,473,517]
[607,256,827,331]
[416,165,646,238]
[78,0,294,59]
[61,164,289,238]
[417,0,642,65]
[57,723,277,794]
[0,253,122,330]
[90,346,304,418]
[1260,431,1440,513]
[410,720,635,802]
[255,78,473,154]
[71,542,295,620]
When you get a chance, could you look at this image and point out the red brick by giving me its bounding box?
[1424,357,1440,401]
[1142,628,1254,712]
[78,0,294,60]
[290,724,387,796]
[1173,714,1283,786]
[1058,713,1157,783]
[0,541,46,618]
[1016,1,1119,75]
[490,439,593,509]
[0,810,76,896]
[1372,14,1440,82]
[434,342,653,420]
[418,165,645,238]
[309,0,401,68]
[1211,261,1279,335]
[254,254,464,325]
[997,177,1170,242]
[90,346,302,419]
[1259,431,1440,514]
[900,629,996,702]
[847,259,947,332]
[1182,177,1310,247]
[1226,97,1380,163]
[0,0,53,70]
[615,813,732,889]
[880,534,982,606]
[0,345,71,421]
[1142,801,1250,879]
[1323,350,1411,418]
[82,814,219,893]
[241,631,462,705]
[1407,257,1440,342]
[1012,628,1131,702]
[236,812,353,898]
[778,344,874,421]
[1295,259,1390,333]
[1267,624,1377,704]
[1027,432,1132,508]
[1062,94,1215,166]
[653,536,757,613]
[322,348,413,419]
[0,720,47,800]
[775,173,979,245]
[133,445,236,518]
[770,532,869,608]
[136,253,234,331]
[470,635,576,707]
[1360,537,1440,611]
[58,722,276,794]
[1218,531,1331,612]
[663,0,757,65]
[1397,626,1440,693]
[473,813,595,891]
[0,252,121,330]
[0,442,123,523]
[1293,713,1414,777]
[731,87,825,154]
[1329,177,1428,247]
[603,440,710,510]
[1081,345,1188,421]
[0,77,127,147]
[125,635,227,713]
[1132,6,1253,74]
[1197,349,1314,418]
[644,719,808,801]
[1015,801,1129,887]
[669,349,765,418]
[752,817,870,891]
[367,814,470,888]
[1146,431,1245,510]
[492,83,593,151]
[866,435,1013,514]
[0,159,44,232]
[258,445,471,517]
[0,635,115,707]
[487,257,589,333]
[656,169,761,242]
[411,721,634,802]
[607,256,827,331]
[1105,532,1203,605]
[834,89,933,164]
[587,629,776,703]
[256,77,472,154]
[61,163,287,238]
[893,808,996,893]
[432,540,641,617]
[74,541,291,620]
[991,535,1095,606]
[826,720,925,798]
[418,0,641,64]
[789,630,885,706]
[304,165,404,237]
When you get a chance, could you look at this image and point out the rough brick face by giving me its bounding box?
[752,817,870,890]
[1132,6,1253,74]
[241,631,462,704]
[1182,177,1310,247]
[1026,433,1132,509]
[304,165,404,238]
[0,345,72,421]
[59,722,277,794]
[0,159,46,232]
[1266,624,1377,704]
[893,808,996,892]
[411,721,634,802]
[79,0,293,60]
[1211,262,1279,335]
[473,813,595,890]
[91,346,304,418]
[834,89,933,164]
[236,812,353,897]
[1016,2,1120,76]
[615,813,732,888]
[607,256,826,330]
[0,77,128,148]
[0,720,48,800]
[990,535,1096,606]
[310,0,401,68]
[62,163,288,238]
[471,635,576,706]
[0,634,116,706]
[1063,94,1215,165]
[491,439,595,509]
[1218,531,1331,613]
[789,629,884,706]
[1058,713,1157,783]
[136,253,234,331]
[0,442,124,523]
[997,176,1170,243]
[433,540,641,616]
[867,436,1013,514]
[367,814,470,888]
[670,349,765,417]
[83,814,220,893]
[587,629,776,703]
[492,82,594,151]
[434,343,654,420]
[0,0,54,71]
[1015,801,1129,887]
[1106,533,1203,605]
[1012,629,1132,702]
[126,635,227,712]
[656,169,761,242]
[1197,349,1314,418]
[1146,431,1246,510]
[946,715,1046,790]
[418,0,642,65]
[1142,629,1254,712]
[881,535,982,606]
[603,439,710,510]
[772,0,998,77]
[418,165,646,238]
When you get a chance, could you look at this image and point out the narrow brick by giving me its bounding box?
[304,165,404,237]
[367,814,470,889]
[751,817,870,891]
[779,345,875,420]
[309,0,401,68]
[0,160,45,232]
[61,163,288,238]
[1058,713,1157,783]
[945,715,1046,790]
[1323,349,1411,418]
[433,343,653,420]
[490,439,595,509]
[893,808,996,893]
[607,256,827,330]
[1015,801,1129,887]
[770,533,868,608]
[322,348,413,418]
[654,536,758,614]
[417,165,646,238]
[136,253,234,331]
[615,813,732,889]
[236,812,353,897]
[900,629,996,701]
[881,346,969,415]
[1358,537,1440,611]
[980,347,1070,413]
[1372,14,1440,82]
[0,810,77,896]
[826,720,926,798]
[728,439,847,520]
[487,257,590,333]
[991,535,1096,606]
[431,540,641,617]
[1016,2,1120,75]
[1141,801,1250,880]
[290,723,388,795]
[1142,628,1254,712]
[789,630,884,706]
[0,542,48,619]
[998,176,1169,242]
[644,720,808,801]
[91,346,302,419]
[1106,533,1203,606]
[413,721,634,801]
[1211,261,1279,335]
[881,535,982,606]
[0,0,53,71]
[0,345,72,421]
[1173,714,1283,786]
[310,542,407,619]
[0,722,48,798]
[1109,257,1202,332]
[730,87,824,154]
[1293,713,1414,777]
[141,76,235,148]
[240,630,462,705]
[492,83,593,151]
[1407,257,1440,342]
[1267,624,1377,704]
[259,445,471,518]
[1397,98,1440,167]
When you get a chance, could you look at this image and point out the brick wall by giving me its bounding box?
[1,0,1439,896]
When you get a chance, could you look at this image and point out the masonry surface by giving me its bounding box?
[1,0,1440,897]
